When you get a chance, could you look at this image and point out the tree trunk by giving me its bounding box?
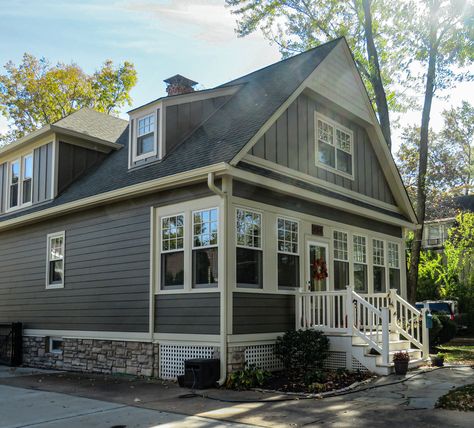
[407,1,439,303]
[362,0,392,149]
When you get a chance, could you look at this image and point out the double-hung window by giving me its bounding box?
[161,214,184,289]
[22,154,33,204]
[388,242,401,292]
[9,160,20,209]
[277,218,299,288]
[8,153,33,209]
[333,231,349,290]
[353,235,368,292]
[373,239,386,292]
[192,208,218,288]
[236,208,262,288]
[47,232,65,288]
[316,115,353,177]
[136,113,156,159]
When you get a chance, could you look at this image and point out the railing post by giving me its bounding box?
[346,286,354,335]
[381,307,390,365]
[421,308,429,359]
[389,288,398,332]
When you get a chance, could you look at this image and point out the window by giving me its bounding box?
[236,208,262,288]
[388,242,401,292]
[192,208,218,288]
[333,231,349,290]
[136,113,156,159]
[161,214,184,289]
[316,115,353,177]
[49,338,64,354]
[277,218,299,288]
[46,232,65,288]
[373,239,386,292]
[353,235,368,292]
[8,153,33,210]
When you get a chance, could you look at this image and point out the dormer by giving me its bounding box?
[0,108,126,215]
[128,75,239,170]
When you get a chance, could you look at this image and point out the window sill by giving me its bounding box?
[46,283,64,290]
[316,161,354,181]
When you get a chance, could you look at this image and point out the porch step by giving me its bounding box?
[352,339,411,352]
[367,349,422,365]
[376,358,426,370]
[352,332,400,345]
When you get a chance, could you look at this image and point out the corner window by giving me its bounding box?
[8,153,33,210]
[388,242,400,292]
[333,231,349,290]
[236,208,262,288]
[46,232,65,289]
[316,115,353,178]
[373,239,386,292]
[192,208,218,288]
[161,214,184,289]
[277,218,299,288]
[353,235,368,293]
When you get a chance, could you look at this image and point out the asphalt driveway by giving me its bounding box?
[0,365,473,427]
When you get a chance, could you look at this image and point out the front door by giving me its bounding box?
[306,241,329,292]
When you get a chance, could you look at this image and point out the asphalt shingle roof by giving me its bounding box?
[0,38,339,223]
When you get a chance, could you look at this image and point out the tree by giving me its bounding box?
[0,54,137,143]
[406,0,473,302]
[225,0,402,148]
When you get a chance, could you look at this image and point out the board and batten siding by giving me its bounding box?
[233,293,295,334]
[0,182,213,333]
[33,142,54,204]
[0,162,6,213]
[155,293,220,335]
[250,92,395,205]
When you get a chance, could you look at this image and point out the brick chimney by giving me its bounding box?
[164,74,198,96]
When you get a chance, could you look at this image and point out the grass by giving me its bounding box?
[436,384,474,411]
[435,345,474,365]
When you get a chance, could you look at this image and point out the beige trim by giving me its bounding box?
[243,154,402,214]
[0,163,229,232]
[24,329,152,342]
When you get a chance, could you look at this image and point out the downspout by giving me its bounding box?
[207,172,228,386]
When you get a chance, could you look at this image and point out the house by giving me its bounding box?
[0,38,428,379]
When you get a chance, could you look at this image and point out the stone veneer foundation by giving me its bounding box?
[23,336,158,377]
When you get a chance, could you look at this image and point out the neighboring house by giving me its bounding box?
[422,195,474,251]
[0,38,428,379]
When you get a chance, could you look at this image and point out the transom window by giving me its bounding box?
[316,115,353,177]
[192,208,218,288]
[161,214,184,289]
[8,153,33,210]
[236,208,262,288]
[136,113,156,158]
[333,231,349,290]
[277,218,299,288]
[46,232,65,289]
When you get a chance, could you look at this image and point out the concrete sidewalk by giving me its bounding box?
[1,365,473,427]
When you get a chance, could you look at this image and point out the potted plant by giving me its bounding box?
[431,352,445,367]
[393,351,410,375]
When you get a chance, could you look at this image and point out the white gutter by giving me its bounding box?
[207,172,228,386]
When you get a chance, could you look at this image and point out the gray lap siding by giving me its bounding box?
[0,182,213,333]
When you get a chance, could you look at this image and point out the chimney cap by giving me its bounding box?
[163,74,198,87]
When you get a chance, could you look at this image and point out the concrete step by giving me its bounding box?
[377,358,425,371]
[352,331,400,345]
[370,349,422,365]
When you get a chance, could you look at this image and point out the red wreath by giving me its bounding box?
[312,257,328,281]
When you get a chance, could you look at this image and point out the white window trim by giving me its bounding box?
[132,110,159,163]
[160,213,185,254]
[353,234,368,266]
[192,207,219,250]
[46,231,65,289]
[388,241,400,269]
[235,207,263,250]
[315,112,355,181]
[372,238,386,267]
[333,229,349,262]
[49,337,64,354]
[276,216,299,256]
[6,152,33,212]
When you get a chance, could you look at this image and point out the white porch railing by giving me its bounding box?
[296,287,429,365]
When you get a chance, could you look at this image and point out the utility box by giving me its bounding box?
[177,358,220,389]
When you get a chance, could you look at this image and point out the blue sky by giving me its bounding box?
[0,0,471,150]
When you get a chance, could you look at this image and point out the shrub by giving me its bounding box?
[304,369,328,386]
[430,314,457,346]
[225,364,270,390]
[274,329,330,376]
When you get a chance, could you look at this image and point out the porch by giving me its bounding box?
[296,287,429,375]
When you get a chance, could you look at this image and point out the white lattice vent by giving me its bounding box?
[323,351,347,370]
[351,357,369,372]
[159,344,217,380]
[244,344,283,371]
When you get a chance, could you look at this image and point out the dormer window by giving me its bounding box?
[9,160,20,208]
[22,154,33,204]
[8,152,33,210]
[131,110,159,163]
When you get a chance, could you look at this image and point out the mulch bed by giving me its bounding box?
[261,369,372,394]
[436,384,474,411]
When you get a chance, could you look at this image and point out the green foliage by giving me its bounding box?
[303,369,328,386]
[274,329,330,376]
[0,54,137,141]
[416,251,446,301]
[431,314,457,346]
[225,364,271,390]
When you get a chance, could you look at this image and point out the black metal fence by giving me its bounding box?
[0,323,22,366]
